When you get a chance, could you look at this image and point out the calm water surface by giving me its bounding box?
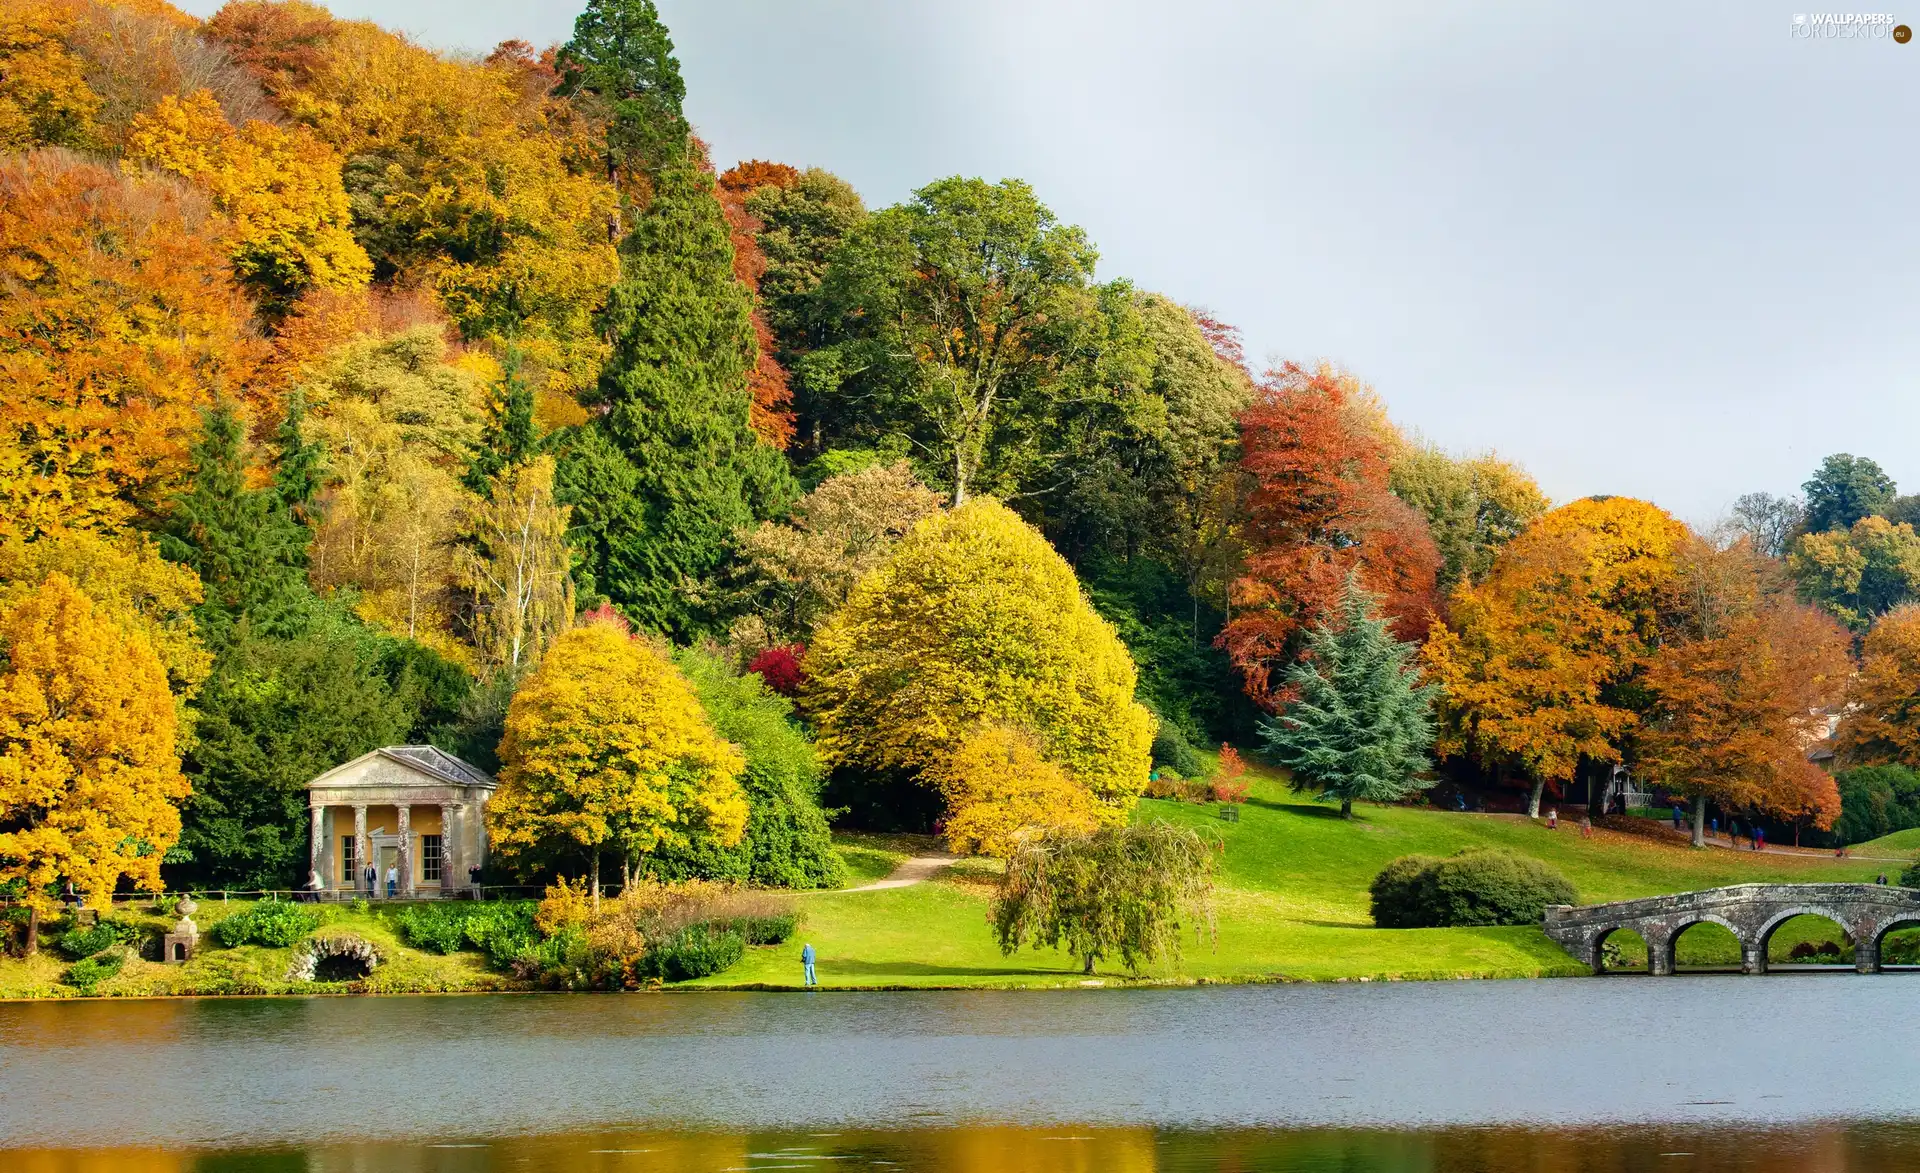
[5,977,1920,1170]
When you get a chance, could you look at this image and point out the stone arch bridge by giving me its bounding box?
[1543,884,1920,974]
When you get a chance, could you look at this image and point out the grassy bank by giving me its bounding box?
[706,768,1888,988]
[3,769,1895,998]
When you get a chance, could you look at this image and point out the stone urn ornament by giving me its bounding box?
[162,898,199,965]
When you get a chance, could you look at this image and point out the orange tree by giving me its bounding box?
[0,150,264,540]
[1837,604,1920,768]
[1639,537,1850,845]
[1424,496,1686,816]
[0,573,188,951]
[1221,362,1439,708]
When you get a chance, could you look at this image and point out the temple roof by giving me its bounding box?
[309,745,496,793]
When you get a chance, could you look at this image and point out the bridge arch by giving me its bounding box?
[1754,907,1856,971]
[1593,925,1650,973]
[1872,916,1920,971]
[1663,914,1748,975]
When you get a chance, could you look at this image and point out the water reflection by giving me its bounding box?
[15,1125,1920,1173]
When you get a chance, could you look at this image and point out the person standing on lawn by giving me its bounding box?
[801,942,817,987]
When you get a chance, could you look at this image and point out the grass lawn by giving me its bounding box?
[703,765,1889,990]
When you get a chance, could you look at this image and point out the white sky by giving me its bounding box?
[173,1,1920,525]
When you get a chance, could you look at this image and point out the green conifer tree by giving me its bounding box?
[557,0,690,185]
[465,353,539,495]
[1259,576,1437,818]
[561,158,796,638]
[159,404,311,644]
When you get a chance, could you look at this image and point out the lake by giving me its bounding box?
[5,977,1920,1170]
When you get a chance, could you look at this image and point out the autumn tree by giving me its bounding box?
[1222,363,1440,707]
[1789,515,1920,633]
[1260,577,1436,818]
[489,619,748,899]
[299,326,487,655]
[804,177,1102,503]
[731,460,944,646]
[462,456,575,679]
[0,2,102,151]
[126,88,370,314]
[207,3,620,398]
[0,150,263,540]
[934,724,1100,858]
[0,574,187,951]
[1837,605,1920,769]
[805,498,1154,825]
[1639,536,1850,845]
[1390,446,1549,589]
[716,159,797,447]
[0,530,211,714]
[1424,496,1686,817]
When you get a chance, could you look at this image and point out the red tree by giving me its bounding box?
[747,644,805,696]
[1220,363,1439,707]
[714,159,800,449]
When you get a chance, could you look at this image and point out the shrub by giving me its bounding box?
[1210,745,1250,804]
[1151,722,1205,779]
[1368,854,1444,928]
[710,913,796,945]
[459,902,540,968]
[1901,854,1920,889]
[395,905,472,955]
[746,645,805,696]
[211,901,321,947]
[1788,940,1846,962]
[1369,849,1577,928]
[67,950,126,991]
[640,926,746,982]
[1144,768,1186,800]
[58,922,119,959]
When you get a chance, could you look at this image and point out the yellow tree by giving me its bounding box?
[489,619,748,900]
[127,88,371,313]
[462,456,575,678]
[0,573,188,951]
[933,724,1100,859]
[0,529,211,712]
[0,2,102,152]
[1837,605,1920,768]
[1639,537,1851,845]
[1425,496,1685,816]
[805,497,1154,823]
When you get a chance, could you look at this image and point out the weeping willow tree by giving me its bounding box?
[990,821,1217,975]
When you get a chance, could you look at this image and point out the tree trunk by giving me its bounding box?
[1340,798,1353,819]
[1527,777,1546,819]
[1691,798,1706,848]
[590,853,601,913]
[622,854,632,895]
[24,906,38,956]
[1083,953,1095,975]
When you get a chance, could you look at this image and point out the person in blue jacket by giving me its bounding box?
[801,942,817,988]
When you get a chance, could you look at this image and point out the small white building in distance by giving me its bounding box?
[306,746,496,898]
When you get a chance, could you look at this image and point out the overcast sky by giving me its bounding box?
[175,1,1919,524]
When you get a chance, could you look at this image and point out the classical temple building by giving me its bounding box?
[306,746,496,898]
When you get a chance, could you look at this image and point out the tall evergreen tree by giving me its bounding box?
[1259,576,1437,818]
[1802,453,1895,534]
[561,158,796,637]
[159,404,311,644]
[556,0,689,187]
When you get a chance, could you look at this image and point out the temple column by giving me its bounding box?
[398,805,414,897]
[308,805,325,893]
[353,805,369,895]
[440,803,462,896]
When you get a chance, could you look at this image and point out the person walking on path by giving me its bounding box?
[1754,826,1764,851]
[1580,814,1592,838]
[1711,817,1719,840]
[1671,804,1684,831]
[801,942,817,988]
[385,864,398,897]
[1548,808,1558,830]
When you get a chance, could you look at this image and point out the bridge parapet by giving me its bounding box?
[1541,883,1920,975]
